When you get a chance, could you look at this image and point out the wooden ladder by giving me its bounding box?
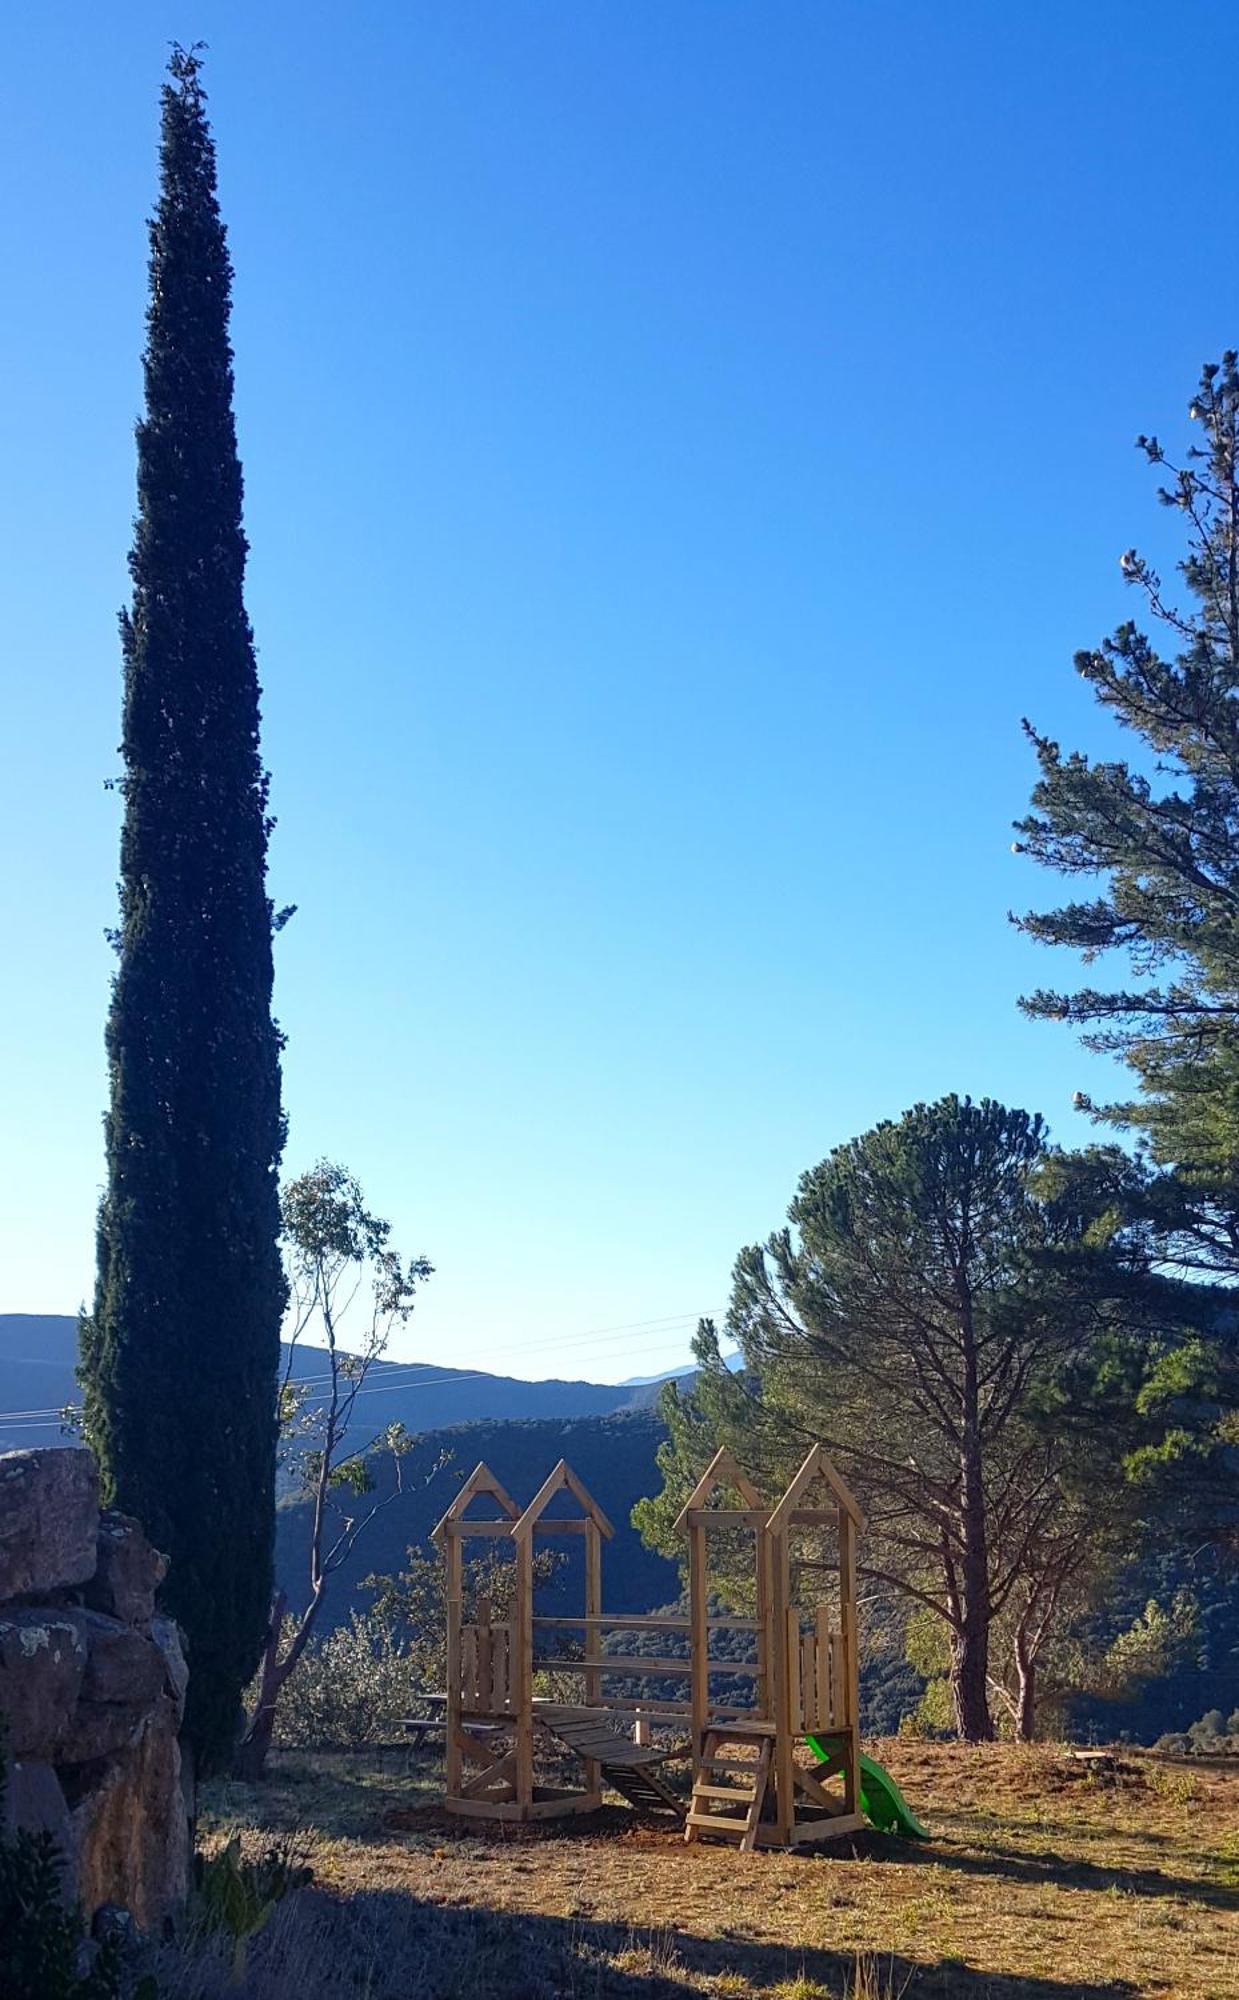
[602,1762,684,1819]
[685,1728,773,1852]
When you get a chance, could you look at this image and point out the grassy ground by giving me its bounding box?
[196,1741,1239,2000]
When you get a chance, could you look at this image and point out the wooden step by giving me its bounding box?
[603,1763,684,1818]
[685,1811,750,1833]
[694,1783,756,1802]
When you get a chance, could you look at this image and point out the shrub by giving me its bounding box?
[255,1612,423,1748]
[1187,1708,1227,1750]
[191,1838,312,1985]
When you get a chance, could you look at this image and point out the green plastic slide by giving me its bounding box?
[803,1736,930,1840]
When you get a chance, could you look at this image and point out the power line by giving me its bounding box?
[0,1342,699,1428]
[0,1309,727,1428]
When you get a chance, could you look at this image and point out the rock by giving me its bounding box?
[0,1450,190,1930]
[0,1608,88,1757]
[59,1611,170,1763]
[91,1903,138,1949]
[0,1448,98,1599]
[71,1699,190,1934]
[80,1611,168,1707]
[151,1615,189,1726]
[84,1512,167,1627]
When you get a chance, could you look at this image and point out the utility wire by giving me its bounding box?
[0,1310,727,1427]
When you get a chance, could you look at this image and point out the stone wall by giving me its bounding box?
[0,1446,190,1930]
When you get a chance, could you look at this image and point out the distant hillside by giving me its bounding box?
[275,1409,680,1629]
[0,1315,82,1450]
[0,1315,678,1455]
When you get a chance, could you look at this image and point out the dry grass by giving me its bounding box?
[195,1740,1239,1999]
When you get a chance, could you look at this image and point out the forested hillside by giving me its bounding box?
[274,1409,681,1632]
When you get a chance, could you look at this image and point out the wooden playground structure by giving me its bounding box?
[431,1443,867,1849]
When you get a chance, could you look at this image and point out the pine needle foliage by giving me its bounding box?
[1015,352,1239,1273]
[79,47,287,1774]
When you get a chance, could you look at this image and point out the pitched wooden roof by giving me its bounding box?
[672,1445,767,1535]
[767,1443,865,1536]
[430,1461,521,1547]
[512,1459,615,1540]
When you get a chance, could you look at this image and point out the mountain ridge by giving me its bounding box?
[0,1314,681,1454]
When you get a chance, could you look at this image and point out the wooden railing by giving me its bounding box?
[528,1611,768,1723]
[459,1603,514,1714]
[787,1606,851,1732]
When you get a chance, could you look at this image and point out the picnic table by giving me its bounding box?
[402,1695,504,1750]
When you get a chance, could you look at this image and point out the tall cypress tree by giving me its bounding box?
[80,47,287,1774]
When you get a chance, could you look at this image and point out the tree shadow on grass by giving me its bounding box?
[207,1749,436,1842]
[895,1829,1239,1915]
[186,1882,1140,2000]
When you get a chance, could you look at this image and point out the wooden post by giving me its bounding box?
[476,1595,493,1715]
[839,1506,861,1816]
[444,1527,463,1802]
[772,1530,795,1844]
[688,1520,709,1782]
[583,1521,602,1802]
[755,1518,772,1720]
[815,1603,831,1730]
[514,1531,534,1813]
[787,1606,804,1733]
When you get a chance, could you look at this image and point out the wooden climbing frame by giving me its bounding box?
[432,1444,866,1847]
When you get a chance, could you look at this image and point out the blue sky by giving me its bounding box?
[1,1,1233,1383]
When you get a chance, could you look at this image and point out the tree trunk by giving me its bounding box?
[950,1611,993,1741]
[1014,1633,1037,1742]
[951,1438,993,1742]
[232,1591,286,1780]
[954,1297,993,1743]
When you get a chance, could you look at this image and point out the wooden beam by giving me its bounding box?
[772,1529,795,1844]
[452,1726,504,1770]
[444,1529,464,1800]
[459,1750,517,1801]
[538,1693,693,1719]
[583,1522,602,1794]
[684,1507,770,1529]
[688,1518,708,1784]
[793,1761,849,1814]
[839,1511,861,1816]
[533,1653,723,1675]
[532,1613,760,1631]
[514,1533,534,1809]
[784,1811,867,1845]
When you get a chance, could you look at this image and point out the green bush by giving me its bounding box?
[1155,1709,1239,1756]
[257,1611,424,1748]
[1187,1708,1225,1747]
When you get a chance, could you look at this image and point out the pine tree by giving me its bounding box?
[636,1098,1123,1742]
[80,47,287,1774]
[1015,353,1239,1276]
